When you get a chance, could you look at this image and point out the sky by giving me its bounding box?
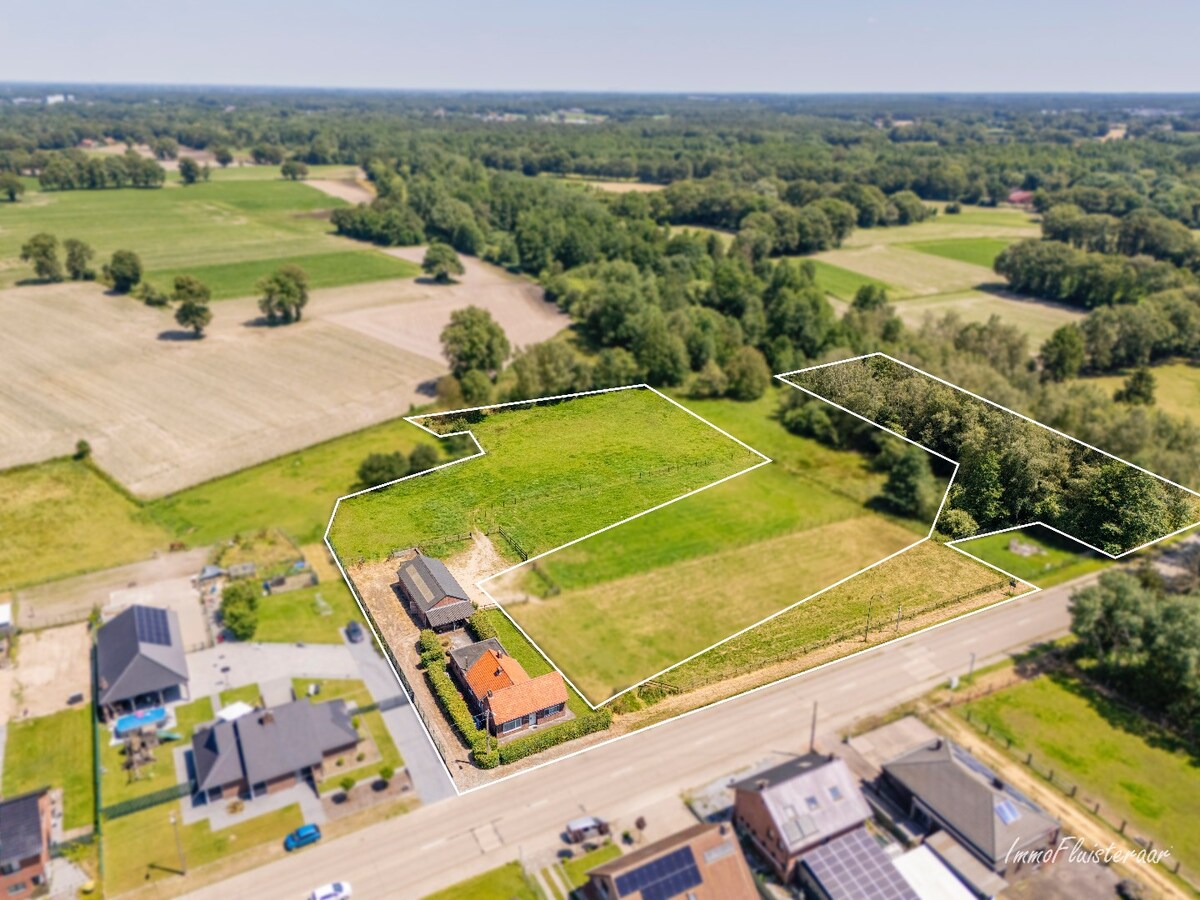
[1,0,1197,94]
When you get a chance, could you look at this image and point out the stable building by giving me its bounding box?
[395,554,473,632]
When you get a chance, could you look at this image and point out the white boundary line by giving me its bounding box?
[321,358,1197,799]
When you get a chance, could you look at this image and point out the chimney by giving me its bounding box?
[756,778,769,791]
[261,710,275,725]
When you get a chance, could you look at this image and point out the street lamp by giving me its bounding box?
[169,811,187,875]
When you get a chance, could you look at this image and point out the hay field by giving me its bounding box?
[1085,361,1200,423]
[894,289,1085,345]
[812,243,997,297]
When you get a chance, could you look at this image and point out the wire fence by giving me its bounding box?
[945,692,1199,894]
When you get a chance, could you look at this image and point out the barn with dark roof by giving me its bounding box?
[395,554,473,632]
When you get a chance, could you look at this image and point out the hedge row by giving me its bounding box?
[467,611,498,641]
[497,708,614,765]
[423,663,499,768]
[417,629,446,667]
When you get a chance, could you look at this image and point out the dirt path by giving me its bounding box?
[443,533,509,608]
[306,178,375,205]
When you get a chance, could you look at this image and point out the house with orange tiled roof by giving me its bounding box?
[449,638,569,737]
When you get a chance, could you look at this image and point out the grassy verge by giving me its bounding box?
[102,801,303,895]
[145,249,419,300]
[256,581,364,644]
[218,683,261,708]
[562,843,622,887]
[953,524,1109,586]
[0,458,171,590]
[956,670,1200,872]
[3,707,95,830]
[422,861,540,900]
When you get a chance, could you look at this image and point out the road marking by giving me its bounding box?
[419,837,448,851]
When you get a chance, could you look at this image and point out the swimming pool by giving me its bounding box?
[114,706,167,736]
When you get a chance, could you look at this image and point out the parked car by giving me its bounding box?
[565,815,610,844]
[345,620,365,643]
[284,823,322,852]
[309,882,352,900]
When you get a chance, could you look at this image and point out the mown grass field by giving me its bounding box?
[808,257,894,301]
[146,249,418,300]
[953,525,1109,586]
[328,388,764,563]
[892,289,1084,346]
[103,800,302,895]
[1086,360,1200,423]
[3,706,95,830]
[902,236,1014,268]
[256,581,365,644]
[476,608,591,716]
[956,671,1200,873]
[0,458,171,590]
[660,539,1010,690]
[422,861,539,900]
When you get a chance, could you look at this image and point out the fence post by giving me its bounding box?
[1119,820,1126,834]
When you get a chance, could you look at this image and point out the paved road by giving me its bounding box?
[183,576,1086,900]
[344,635,457,804]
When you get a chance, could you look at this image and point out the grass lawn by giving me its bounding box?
[561,843,621,888]
[329,388,764,564]
[102,800,303,895]
[422,861,539,900]
[931,204,1038,228]
[316,708,403,794]
[147,414,447,546]
[145,249,419,301]
[662,539,1010,690]
[902,237,1015,268]
[0,458,171,590]
[3,707,95,830]
[957,671,1200,872]
[173,695,216,739]
[1085,360,1200,424]
[953,524,1109,586]
[255,580,364,644]
[474,609,591,717]
[0,180,351,289]
[218,683,262,708]
[807,257,895,301]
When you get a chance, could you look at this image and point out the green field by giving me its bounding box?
[103,800,302,895]
[422,862,539,900]
[146,249,418,300]
[256,581,365,644]
[953,524,1109,586]
[0,458,171,590]
[1086,361,1200,423]
[807,258,895,301]
[902,237,1015,268]
[328,388,764,563]
[3,707,95,830]
[894,289,1084,347]
[958,671,1200,872]
[0,178,402,294]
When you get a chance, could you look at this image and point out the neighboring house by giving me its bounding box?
[797,825,918,900]
[1006,189,1036,208]
[584,822,757,900]
[732,752,871,882]
[395,554,473,632]
[881,739,1059,876]
[449,638,568,736]
[191,699,359,804]
[0,788,52,899]
[96,604,190,720]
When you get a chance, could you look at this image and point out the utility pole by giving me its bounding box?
[169,810,187,875]
[967,651,977,682]
[808,701,818,753]
[894,605,902,632]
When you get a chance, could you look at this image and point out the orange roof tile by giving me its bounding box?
[486,672,568,725]
[464,649,529,700]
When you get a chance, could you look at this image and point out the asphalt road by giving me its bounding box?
[182,574,1089,900]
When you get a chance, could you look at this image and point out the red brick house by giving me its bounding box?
[0,789,53,899]
[449,638,568,736]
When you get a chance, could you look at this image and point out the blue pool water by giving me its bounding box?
[115,706,167,736]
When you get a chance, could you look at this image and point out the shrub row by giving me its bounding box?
[423,663,499,768]
[417,629,446,667]
[497,709,614,765]
[466,611,499,641]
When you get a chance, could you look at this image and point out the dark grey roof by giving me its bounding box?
[96,605,189,706]
[191,720,244,793]
[801,826,918,900]
[0,790,46,868]
[884,740,1058,863]
[397,555,472,627]
[734,754,870,854]
[449,638,505,674]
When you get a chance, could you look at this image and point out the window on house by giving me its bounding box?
[7,883,28,896]
[829,785,844,802]
[0,862,18,876]
[805,795,820,811]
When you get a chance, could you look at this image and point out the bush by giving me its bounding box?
[467,612,499,641]
[409,444,440,474]
[339,775,356,794]
[220,579,260,640]
[497,710,613,765]
[134,281,170,307]
[73,439,91,460]
[357,451,409,487]
[945,201,962,214]
[417,630,446,667]
[378,765,395,784]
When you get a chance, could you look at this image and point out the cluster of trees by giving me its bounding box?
[19,233,139,285]
[356,443,442,487]
[1070,571,1200,742]
[994,239,1189,309]
[786,358,1197,554]
[220,580,260,641]
[1042,204,1200,270]
[257,265,309,325]
[35,148,166,190]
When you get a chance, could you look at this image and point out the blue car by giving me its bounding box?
[284,823,322,852]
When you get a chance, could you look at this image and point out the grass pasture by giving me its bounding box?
[892,289,1085,346]
[957,671,1200,873]
[328,388,765,563]
[2,706,95,830]
[902,236,1014,269]
[953,524,1109,586]
[1085,360,1200,423]
[807,258,894,301]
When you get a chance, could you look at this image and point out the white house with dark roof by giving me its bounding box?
[395,554,473,632]
[95,605,189,719]
[732,752,872,882]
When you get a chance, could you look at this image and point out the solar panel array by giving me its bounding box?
[615,846,701,900]
[801,828,918,900]
[133,605,172,646]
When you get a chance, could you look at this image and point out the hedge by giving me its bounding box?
[417,629,446,668]
[498,709,613,765]
[424,663,499,768]
[467,611,499,641]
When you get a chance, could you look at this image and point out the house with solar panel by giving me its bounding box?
[881,739,1059,883]
[731,752,873,882]
[583,822,757,900]
[95,604,190,721]
[395,554,474,632]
